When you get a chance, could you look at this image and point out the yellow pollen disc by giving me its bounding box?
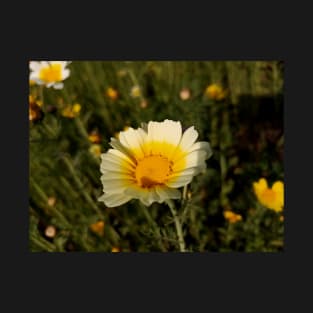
[261,189,276,204]
[135,155,172,188]
[39,63,62,83]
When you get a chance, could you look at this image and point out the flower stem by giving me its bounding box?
[140,203,167,252]
[166,200,187,252]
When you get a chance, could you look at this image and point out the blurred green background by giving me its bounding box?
[29,61,284,252]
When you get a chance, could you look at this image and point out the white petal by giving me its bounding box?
[62,68,70,80]
[187,141,212,159]
[172,149,207,172]
[155,185,181,201]
[98,193,132,207]
[29,72,39,80]
[148,119,182,146]
[165,174,193,188]
[29,61,41,72]
[53,82,64,89]
[124,185,160,206]
[100,177,135,193]
[100,153,134,173]
[109,138,136,162]
[163,119,182,147]
[107,148,136,167]
[119,128,147,159]
[170,166,199,178]
[179,126,199,152]
[40,61,49,68]
[100,171,133,180]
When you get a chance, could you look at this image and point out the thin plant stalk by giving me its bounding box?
[166,200,187,252]
[140,203,167,252]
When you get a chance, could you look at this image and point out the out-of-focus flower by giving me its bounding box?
[179,88,191,101]
[44,225,57,238]
[61,103,81,118]
[98,119,212,207]
[130,85,142,98]
[90,221,105,236]
[253,178,284,212]
[140,99,148,108]
[47,197,56,207]
[111,247,120,252]
[279,215,284,222]
[29,61,71,89]
[89,144,102,158]
[117,69,128,77]
[88,130,101,144]
[223,210,242,223]
[29,79,36,86]
[29,95,43,122]
[106,87,118,101]
[205,84,227,100]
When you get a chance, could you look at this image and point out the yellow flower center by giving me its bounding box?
[39,63,62,83]
[135,155,172,188]
[261,189,276,205]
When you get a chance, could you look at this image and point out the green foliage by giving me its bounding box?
[29,61,284,252]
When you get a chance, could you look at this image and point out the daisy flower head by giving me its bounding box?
[99,119,212,207]
[253,178,284,212]
[29,61,71,89]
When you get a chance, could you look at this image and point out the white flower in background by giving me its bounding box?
[99,119,212,207]
[130,85,142,98]
[29,61,71,89]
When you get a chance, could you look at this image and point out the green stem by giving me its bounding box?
[166,200,186,252]
[30,234,56,252]
[140,203,167,252]
[62,156,104,219]
[30,177,71,228]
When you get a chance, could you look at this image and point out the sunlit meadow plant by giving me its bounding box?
[205,83,227,101]
[223,210,242,223]
[98,119,212,251]
[253,178,284,212]
[29,95,43,122]
[29,61,71,89]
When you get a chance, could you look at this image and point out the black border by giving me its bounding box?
[3,4,312,310]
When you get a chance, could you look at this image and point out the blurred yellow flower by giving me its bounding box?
[88,130,101,144]
[106,87,118,101]
[29,79,36,86]
[29,95,43,122]
[90,221,105,236]
[111,247,120,252]
[47,197,56,207]
[253,178,284,212]
[89,144,102,158]
[223,210,242,223]
[61,103,81,118]
[179,88,191,100]
[279,215,284,222]
[140,99,148,108]
[205,84,227,100]
[130,85,141,98]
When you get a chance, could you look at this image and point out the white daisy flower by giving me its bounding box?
[99,119,212,207]
[29,61,71,89]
